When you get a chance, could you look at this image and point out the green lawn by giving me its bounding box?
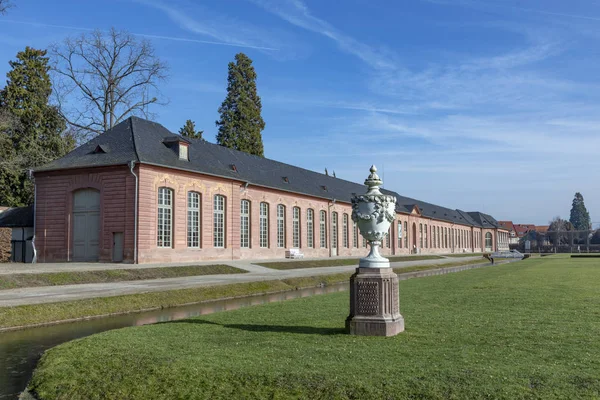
[257,254,443,269]
[0,265,246,290]
[0,260,490,329]
[444,253,484,258]
[28,255,600,399]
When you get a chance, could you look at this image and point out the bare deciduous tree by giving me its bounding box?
[0,0,13,14]
[50,28,168,136]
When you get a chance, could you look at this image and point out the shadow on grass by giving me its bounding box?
[166,318,347,335]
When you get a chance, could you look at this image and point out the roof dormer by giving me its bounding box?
[163,136,191,161]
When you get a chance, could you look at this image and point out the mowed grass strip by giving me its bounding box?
[0,265,246,290]
[0,260,492,329]
[27,256,600,399]
[257,254,443,269]
[444,252,484,258]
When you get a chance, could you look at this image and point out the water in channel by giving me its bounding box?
[0,283,348,399]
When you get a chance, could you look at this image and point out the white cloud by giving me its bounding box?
[250,0,397,69]
[134,0,283,51]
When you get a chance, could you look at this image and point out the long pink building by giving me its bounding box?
[33,117,509,263]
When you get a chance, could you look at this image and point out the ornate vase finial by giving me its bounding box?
[351,165,397,268]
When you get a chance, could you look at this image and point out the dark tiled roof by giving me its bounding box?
[0,205,34,227]
[36,119,139,171]
[36,117,499,229]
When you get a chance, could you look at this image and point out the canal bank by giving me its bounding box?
[1,260,513,399]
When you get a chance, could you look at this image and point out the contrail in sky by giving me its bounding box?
[0,19,279,50]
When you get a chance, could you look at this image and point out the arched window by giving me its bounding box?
[353,220,358,248]
[292,207,300,248]
[320,210,327,248]
[419,223,423,248]
[342,213,349,248]
[485,232,493,249]
[332,212,338,249]
[404,221,408,248]
[157,187,173,248]
[397,221,402,248]
[386,226,391,248]
[187,192,201,248]
[306,209,314,248]
[277,204,286,248]
[260,202,269,248]
[424,224,428,248]
[213,194,226,248]
[445,228,448,248]
[240,200,250,248]
[437,226,440,248]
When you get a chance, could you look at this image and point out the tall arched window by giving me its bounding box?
[342,213,349,248]
[320,210,327,248]
[332,212,338,249]
[445,228,448,248]
[306,209,314,248]
[437,226,440,248]
[240,200,250,248]
[157,187,173,248]
[260,202,269,248]
[353,220,358,248]
[424,224,428,248]
[485,232,493,249]
[386,226,391,248]
[277,204,286,248]
[187,192,201,248]
[404,221,408,248]
[397,221,402,248]
[213,194,226,248]
[419,223,423,248]
[292,206,300,248]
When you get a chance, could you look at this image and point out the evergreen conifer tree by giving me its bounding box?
[179,119,203,139]
[0,47,74,206]
[569,192,591,231]
[216,53,265,156]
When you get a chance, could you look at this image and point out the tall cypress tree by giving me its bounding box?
[0,47,74,206]
[179,119,203,140]
[216,53,265,157]
[569,192,591,231]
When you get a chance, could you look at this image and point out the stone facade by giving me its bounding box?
[34,164,508,264]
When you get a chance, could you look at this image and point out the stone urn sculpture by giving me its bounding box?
[346,165,405,336]
[351,165,397,268]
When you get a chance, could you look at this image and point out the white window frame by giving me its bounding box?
[260,202,269,248]
[353,220,358,248]
[307,209,314,248]
[342,213,348,248]
[320,210,327,248]
[332,212,338,249]
[157,187,173,248]
[292,207,300,248]
[187,191,200,248]
[386,226,391,248]
[241,200,250,248]
[213,194,226,248]
[277,204,286,248]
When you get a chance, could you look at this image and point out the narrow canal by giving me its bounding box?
[0,283,348,399]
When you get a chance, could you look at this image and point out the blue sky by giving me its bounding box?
[1,0,599,226]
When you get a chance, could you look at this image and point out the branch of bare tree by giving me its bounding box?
[49,27,169,136]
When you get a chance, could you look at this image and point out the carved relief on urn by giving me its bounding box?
[351,165,397,268]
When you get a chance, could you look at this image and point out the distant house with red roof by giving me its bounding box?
[514,224,536,238]
[498,221,519,244]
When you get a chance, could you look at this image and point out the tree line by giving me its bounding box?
[0,21,265,206]
[524,192,596,246]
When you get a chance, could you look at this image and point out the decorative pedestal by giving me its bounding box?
[345,267,404,337]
